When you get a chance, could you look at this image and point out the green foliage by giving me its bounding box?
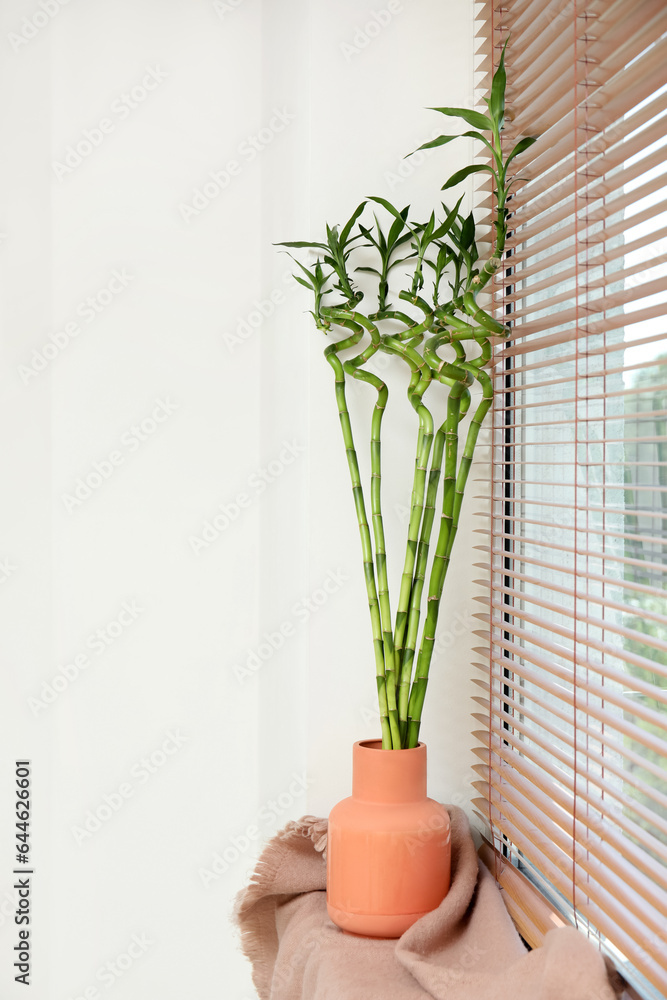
[277,51,537,748]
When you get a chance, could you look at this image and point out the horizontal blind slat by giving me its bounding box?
[471,663,667,790]
[475,543,667,601]
[481,645,667,758]
[483,621,667,721]
[484,595,667,681]
[471,737,667,873]
[507,17,667,146]
[471,693,667,825]
[473,750,667,912]
[492,224,667,302]
[474,571,667,627]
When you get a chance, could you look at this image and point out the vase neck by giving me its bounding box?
[352,740,427,802]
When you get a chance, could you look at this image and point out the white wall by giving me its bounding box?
[0,2,481,998]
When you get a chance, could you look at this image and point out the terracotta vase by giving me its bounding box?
[326,738,451,938]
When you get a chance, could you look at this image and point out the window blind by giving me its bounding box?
[473,2,667,996]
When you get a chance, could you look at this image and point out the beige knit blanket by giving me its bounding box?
[235,807,621,1000]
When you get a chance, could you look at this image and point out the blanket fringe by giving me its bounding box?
[232,816,328,1000]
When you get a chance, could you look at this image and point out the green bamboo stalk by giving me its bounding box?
[323,328,393,749]
[367,380,401,748]
[462,291,506,336]
[324,308,402,748]
[382,333,434,700]
[396,332,471,737]
[389,293,444,678]
[396,419,443,738]
[370,309,416,330]
[405,361,494,747]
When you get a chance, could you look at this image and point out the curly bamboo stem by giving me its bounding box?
[380,332,434,704]
[405,359,493,747]
[323,308,404,748]
[323,326,393,749]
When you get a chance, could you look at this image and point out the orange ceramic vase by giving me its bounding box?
[326,739,451,938]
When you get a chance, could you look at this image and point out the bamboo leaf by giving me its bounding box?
[372,214,387,253]
[276,240,328,250]
[408,134,460,156]
[387,206,410,246]
[286,254,327,284]
[505,135,538,169]
[442,163,495,190]
[461,212,475,250]
[387,253,418,268]
[356,266,381,275]
[358,224,380,250]
[394,230,414,248]
[429,107,492,131]
[367,194,407,221]
[367,195,420,237]
[460,130,496,155]
[506,175,529,194]
[437,245,450,268]
[340,201,367,245]
[490,37,508,124]
[293,275,314,289]
[431,195,464,239]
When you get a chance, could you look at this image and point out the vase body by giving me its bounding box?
[326,739,451,938]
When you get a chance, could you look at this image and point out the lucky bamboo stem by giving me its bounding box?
[382,334,434,696]
[323,307,402,748]
[323,328,393,749]
[405,359,493,747]
[396,332,471,738]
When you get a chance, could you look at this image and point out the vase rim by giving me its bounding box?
[356,738,425,752]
